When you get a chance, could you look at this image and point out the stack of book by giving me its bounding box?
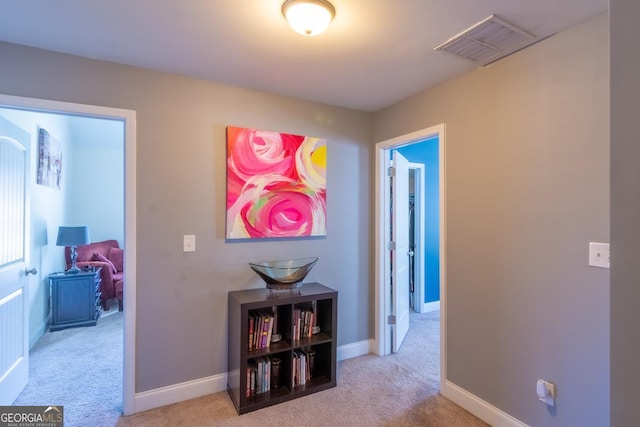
[246,357,271,397]
[292,303,316,341]
[248,309,275,351]
[292,349,315,387]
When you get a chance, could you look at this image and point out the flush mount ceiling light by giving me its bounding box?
[282,0,335,37]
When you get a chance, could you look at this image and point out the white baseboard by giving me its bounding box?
[132,340,372,414]
[134,372,227,413]
[422,300,440,313]
[132,343,526,426]
[337,339,372,361]
[441,380,528,427]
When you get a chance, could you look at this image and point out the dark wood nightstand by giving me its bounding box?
[48,268,102,331]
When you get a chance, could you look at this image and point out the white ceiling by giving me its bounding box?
[0,0,607,112]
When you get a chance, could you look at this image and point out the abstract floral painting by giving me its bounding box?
[226,126,327,239]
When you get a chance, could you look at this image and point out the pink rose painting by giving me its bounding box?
[226,126,327,239]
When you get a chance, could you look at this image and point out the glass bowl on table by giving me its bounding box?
[249,257,318,291]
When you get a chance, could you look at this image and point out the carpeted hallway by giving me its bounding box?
[16,310,487,426]
[14,303,123,427]
[118,311,487,427]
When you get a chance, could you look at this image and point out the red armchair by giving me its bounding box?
[65,239,124,311]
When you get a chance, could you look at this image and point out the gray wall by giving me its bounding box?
[0,42,373,392]
[610,0,640,425]
[375,14,609,427]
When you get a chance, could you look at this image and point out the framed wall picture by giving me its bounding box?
[37,128,62,190]
[226,126,327,239]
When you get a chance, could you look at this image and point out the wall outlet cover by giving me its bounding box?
[183,235,196,252]
[588,242,609,269]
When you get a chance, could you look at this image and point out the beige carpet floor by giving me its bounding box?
[14,302,123,427]
[117,311,488,427]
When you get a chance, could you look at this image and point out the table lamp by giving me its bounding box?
[56,226,90,274]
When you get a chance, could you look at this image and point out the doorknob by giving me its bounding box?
[25,267,37,276]
[408,251,414,257]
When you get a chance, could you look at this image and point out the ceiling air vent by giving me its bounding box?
[434,14,538,66]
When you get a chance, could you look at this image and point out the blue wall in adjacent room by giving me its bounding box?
[397,137,439,303]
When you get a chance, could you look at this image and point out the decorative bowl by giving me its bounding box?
[249,257,318,290]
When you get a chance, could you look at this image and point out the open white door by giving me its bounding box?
[391,150,410,352]
[0,115,31,404]
[409,163,426,314]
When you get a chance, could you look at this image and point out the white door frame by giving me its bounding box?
[0,93,137,415]
[374,123,445,372]
[408,162,426,314]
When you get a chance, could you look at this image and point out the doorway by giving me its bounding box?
[0,93,137,415]
[374,123,446,376]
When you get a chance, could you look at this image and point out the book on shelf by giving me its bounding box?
[248,316,255,352]
[291,349,314,387]
[247,357,272,396]
[255,314,263,349]
[265,357,271,393]
[291,352,298,388]
[247,360,258,397]
[250,314,260,351]
[256,357,263,393]
[261,314,272,349]
[248,309,275,351]
[293,303,316,341]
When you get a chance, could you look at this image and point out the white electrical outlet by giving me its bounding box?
[183,235,196,252]
[589,242,609,269]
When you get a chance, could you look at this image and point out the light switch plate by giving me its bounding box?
[537,379,556,407]
[183,235,196,252]
[589,242,609,268]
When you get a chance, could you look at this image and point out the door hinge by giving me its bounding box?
[387,241,396,250]
[388,166,395,177]
[387,315,396,325]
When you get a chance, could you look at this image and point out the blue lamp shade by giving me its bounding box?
[56,226,90,247]
[56,226,90,274]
